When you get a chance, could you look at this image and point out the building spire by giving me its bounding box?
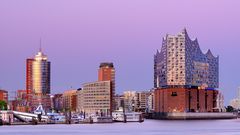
[39,38,42,52]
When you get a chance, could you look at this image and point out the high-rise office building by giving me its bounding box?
[26,48,51,110]
[98,62,115,110]
[154,28,219,89]
[32,50,51,94]
[27,49,51,95]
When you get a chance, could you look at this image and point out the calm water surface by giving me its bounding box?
[0,119,240,135]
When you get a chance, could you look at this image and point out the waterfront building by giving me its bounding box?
[98,62,115,111]
[26,58,34,101]
[154,28,219,88]
[0,89,8,103]
[14,90,29,112]
[154,88,218,113]
[147,90,155,113]
[77,81,112,117]
[123,91,137,112]
[138,91,151,112]
[31,94,51,111]
[123,91,151,112]
[114,94,124,111]
[229,87,240,110]
[31,49,51,95]
[230,99,240,110]
[52,94,64,113]
[215,91,225,112]
[62,90,77,112]
[26,48,51,111]
[153,29,219,113]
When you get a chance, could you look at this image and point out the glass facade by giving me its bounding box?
[154,29,219,89]
[32,51,51,95]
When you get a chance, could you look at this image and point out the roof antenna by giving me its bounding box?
[39,38,42,52]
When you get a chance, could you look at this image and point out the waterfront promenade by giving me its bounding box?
[0,119,240,135]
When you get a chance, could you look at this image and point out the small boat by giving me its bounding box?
[112,112,144,122]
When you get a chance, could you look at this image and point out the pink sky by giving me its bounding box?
[0,0,239,103]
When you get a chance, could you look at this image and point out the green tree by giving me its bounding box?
[226,106,234,112]
[0,100,7,110]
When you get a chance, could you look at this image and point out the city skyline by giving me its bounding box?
[0,0,240,104]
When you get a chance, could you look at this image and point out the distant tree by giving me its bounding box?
[226,106,234,112]
[0,100,7,110]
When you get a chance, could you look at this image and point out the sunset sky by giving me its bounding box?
[0,0,239,104]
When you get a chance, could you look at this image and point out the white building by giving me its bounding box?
[77,81,112,117]
[229,87,240,110]
[215,91,225,112]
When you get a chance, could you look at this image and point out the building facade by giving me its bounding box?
[98,62,115,111]
[114,94,124,111]
[153,29,220,114]
[154,29,219,89]
[62,90,77,112]
[26,49,51,111]
[154,87,218,113]
[26,58,34,100]
[52,94,64,113]
[123,91,152,112]
[229,87,240,110]
[0,90,8,103]
[77,81,112,117]
[13,90,30,112]
[32,50,51,94]
[147,90,155,113]
[138,91,151,112]
[123,91,137,112]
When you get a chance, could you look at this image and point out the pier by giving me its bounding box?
[150,112,238,120]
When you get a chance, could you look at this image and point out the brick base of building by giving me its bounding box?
[154,87,218,113]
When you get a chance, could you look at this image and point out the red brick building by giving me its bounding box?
[26,58,34,101]
[154,87,218,113]
[0,89,8,103]
[31,94,51,112]
[12,90,31,112]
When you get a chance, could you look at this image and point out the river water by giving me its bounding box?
[0,119,240,135]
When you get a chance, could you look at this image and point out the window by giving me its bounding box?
[171,92,177,96]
